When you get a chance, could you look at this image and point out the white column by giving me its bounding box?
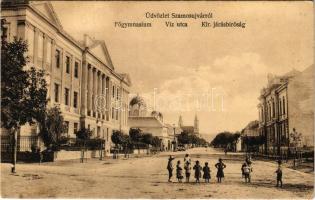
[80,61,88,116]
[92,68,97,117]
[87,65,92,115]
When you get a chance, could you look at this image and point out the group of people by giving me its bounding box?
[167,154,226,183]
[167,154,283,187]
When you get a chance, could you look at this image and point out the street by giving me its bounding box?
[1,148,313,198]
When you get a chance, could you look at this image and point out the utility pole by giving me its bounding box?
[11,128,18,173]
[173,124,176,152]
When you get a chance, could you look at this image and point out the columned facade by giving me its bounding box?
[1,1,132,154]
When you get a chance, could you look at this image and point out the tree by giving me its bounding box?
[129,128,143,143]
[177,131,191,145]
[1,23,48,172]
[142,133,153,145]
[151,136,161,148]
[210,131,239,148]
[111,130,125,146]
[39,107,66,148]
[75,128,93,140]
[1,40,47,130]
[289,128,302,168]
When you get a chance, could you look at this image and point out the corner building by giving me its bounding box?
[257,66,314,156]
[1,1,131,153]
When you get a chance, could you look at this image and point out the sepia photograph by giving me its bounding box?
[0,0,314,199]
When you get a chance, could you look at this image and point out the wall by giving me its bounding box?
[288,65,314,147]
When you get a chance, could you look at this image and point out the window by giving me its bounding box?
[279,100,282,116]
[112,85,115,98]
[74,62,79,78]
[64,88,69,106]
[64,121,69,136]
[73,91,78,108]
[66,56,70,73]
[116,109,118,120]
[55,49,60,68]
[283,97,286,114]
[272,101,275,118]
[74,123,78,135]
[1,26,8,41]
[112,107,115,119]
[54,83,59,102]
[116,88,119,100]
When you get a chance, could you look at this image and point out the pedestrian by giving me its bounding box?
[241,162,247,178]
[246,154,252,165]
[184,161,191,183]
[184,154,191,164]
[176,160,184,183]
[275,160,283,187]
[203,162,211,183]
[167,155,175,182]
[193,160,202,183]
[224,148,227,155]
[215,158,226,183]
[243,162,252,183]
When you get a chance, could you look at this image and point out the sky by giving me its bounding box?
[51,1,313,139]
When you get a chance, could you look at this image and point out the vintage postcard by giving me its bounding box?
[1,0,314,199]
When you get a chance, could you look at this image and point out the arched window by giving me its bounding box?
[272,101,275,118]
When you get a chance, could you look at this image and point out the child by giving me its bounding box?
[275,160,283,187]
[193,160,202,183]
[241,162,247,178]
[203,162,211,183]
[167,155,175,182]
[184,154,191,164]
[243,163,252,183]
[215,158,226,183]
[184,161,191,183]
[176,160,184,183]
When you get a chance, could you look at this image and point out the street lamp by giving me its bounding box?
[173,124,176,152]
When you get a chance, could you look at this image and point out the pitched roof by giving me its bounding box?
[30,2,63,30]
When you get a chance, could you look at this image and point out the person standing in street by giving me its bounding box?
[243,162,252,183]
[203,162,211,183]
[276,160,283,187]
[176,160,184,182]
[193,160,202,183]
[167,155,175,182]
[184,154,191,164]
[215,158,226,183]
[241,162,247,178]
[184,161,191,183]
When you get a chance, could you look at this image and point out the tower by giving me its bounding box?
[178,115,183,128]
[194,114,199,134]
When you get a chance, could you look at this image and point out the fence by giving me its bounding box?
[1,135,39,152]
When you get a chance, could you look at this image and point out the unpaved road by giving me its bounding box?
[1,148,313,198]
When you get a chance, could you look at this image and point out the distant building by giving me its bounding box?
[128,96,174,151]
[241,120,259,152]
[257,66,314,155]
[178,115,199,135]
[242,120,259,137]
